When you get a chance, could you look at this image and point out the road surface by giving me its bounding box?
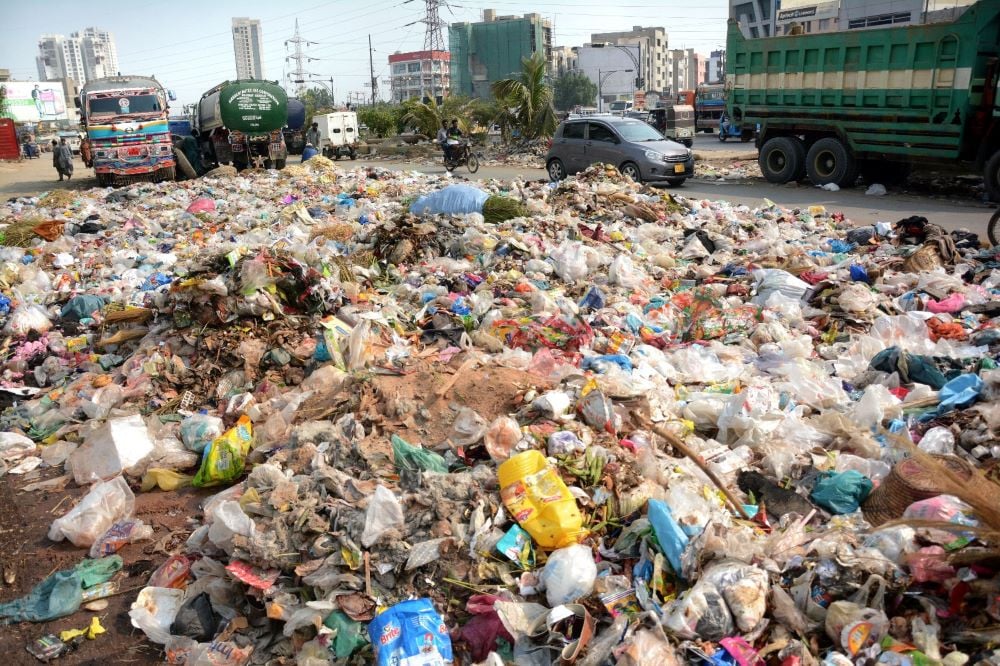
[2,151,994,237]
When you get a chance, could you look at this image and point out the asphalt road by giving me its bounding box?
[3,151,994,237]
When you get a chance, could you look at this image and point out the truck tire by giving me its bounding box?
[985,151,1000,202]
[174,148,197,180]
[806,137,856,187]
[759,137,804,184]
[275,158,286,170]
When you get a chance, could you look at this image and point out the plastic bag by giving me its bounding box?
[48,476,135,547]
[409,184,489,216]
[4,304,52,335]
[550,241,601,282]
[647,499,690,578]
[701,560,769,632]
[391,434,448,474]
[368,599,454,666]
[89,518,154,557]
[917,427,955,455]
[129,587,186,645]
[186,197,216,213]
[540,544,597,607]
[485,416,521,461]
[663,578,734,641]
[180,414,224,454]
[69,414,156,484]
[810,470,873,514]
[824,577,889,655]
[450,408,487,447]
[207,500,255,553]
[192,415,253,488]
[361,485,405,548]
[0,555,122,624]
[141,468,193,492]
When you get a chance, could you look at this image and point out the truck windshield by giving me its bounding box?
[616,120,664,142]
[88,94,162,116]
[609,102,630,111]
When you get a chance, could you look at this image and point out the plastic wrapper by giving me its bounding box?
[368,598,454,666]
[89,518,154,557]
[48,476,135,548]
[180,414,225,454]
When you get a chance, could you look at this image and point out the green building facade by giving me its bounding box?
[449,12,552,99]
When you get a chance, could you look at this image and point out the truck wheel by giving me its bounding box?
[275,159,286,170]
[985,151,1000,202]
[806,137,856,187]
[233,154,248,172]
[759,137,804,184]
[174,148,197,180]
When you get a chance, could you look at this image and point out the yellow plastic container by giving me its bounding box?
[498,450,585,549]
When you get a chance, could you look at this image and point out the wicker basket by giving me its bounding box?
[862,455,978,526]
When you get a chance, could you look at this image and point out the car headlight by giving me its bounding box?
[644,150,665,162]
[686,149,693,159]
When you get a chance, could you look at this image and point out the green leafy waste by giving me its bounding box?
[482,196,528,224]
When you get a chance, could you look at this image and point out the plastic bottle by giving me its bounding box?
[497,450,585,549]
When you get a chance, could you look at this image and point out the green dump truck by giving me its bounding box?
[194,79,288,171]
[726,0,1000,198]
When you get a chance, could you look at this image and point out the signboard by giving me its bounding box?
[0,81,68,122]
[219,82,287,133]
[775,0,839,24]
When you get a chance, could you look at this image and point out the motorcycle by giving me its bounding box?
[444,140,480,173]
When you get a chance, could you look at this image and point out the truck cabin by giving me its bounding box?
[84,91,165,121]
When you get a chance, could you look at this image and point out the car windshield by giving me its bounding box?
[616,120,664,142]
[88,94,162,116]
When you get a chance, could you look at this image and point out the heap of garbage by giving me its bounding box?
[1,157,999,666]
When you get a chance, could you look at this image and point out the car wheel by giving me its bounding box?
[619,161,642,183]
[806,137,856,187]
[667,177,686,187]
[759,137,805,184]
[547,158,566,181]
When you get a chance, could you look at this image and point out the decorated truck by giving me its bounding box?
[78,76,175,186]
[194,80,288,170]
[727,0,1000,197]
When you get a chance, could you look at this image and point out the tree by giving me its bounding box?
[301,87,334,125]
[490,52,557,141]
[401,95,476,138]
[358,103,406,138]
[553,72,598,111]
[0,84,9,120]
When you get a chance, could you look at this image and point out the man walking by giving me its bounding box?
[53,138,74,181]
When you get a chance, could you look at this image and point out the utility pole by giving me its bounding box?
[369,34,377,105]
[421,0,448,51]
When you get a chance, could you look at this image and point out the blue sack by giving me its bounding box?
[368,598,453,666]
[810,470,872,514]
[409,185,489,216]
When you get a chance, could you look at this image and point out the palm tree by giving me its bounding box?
[401,96,476,138]
[490,52,557,141]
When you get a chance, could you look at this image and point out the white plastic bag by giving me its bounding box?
[69,414,156,484]
[48,476,135,547]
[361,485,405,547]
[207,500,255,553]
[540,544,597,607]
[4,304,52,335]
[180,414,224,453]
[550,242,600,282]
[129,586,186,645]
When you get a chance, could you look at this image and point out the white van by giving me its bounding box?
[315,112,359,160]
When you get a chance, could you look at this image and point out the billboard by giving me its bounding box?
[0,81,68,122]
[776,0,839,24]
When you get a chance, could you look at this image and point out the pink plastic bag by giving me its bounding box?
[926,293,965,313]
[186,197,216,214]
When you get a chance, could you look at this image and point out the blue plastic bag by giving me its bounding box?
[935,373,983,414]
[368,598,453,666]
[409,185,489,216]
[647,499,689,578]
[810,470,873,514]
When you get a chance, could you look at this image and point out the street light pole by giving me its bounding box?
[598,69,633,113]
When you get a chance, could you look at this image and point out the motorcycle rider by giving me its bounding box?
[436,120,452,165]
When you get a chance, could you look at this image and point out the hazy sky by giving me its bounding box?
[1,0,728,109]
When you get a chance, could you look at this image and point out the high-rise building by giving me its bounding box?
[590,26,668,95]
[36,35,65,81]
[36,28,117,86]
[550,46,578,77]
[731,0,777,38]
[232,17,265,79]
[75,27,118,80]
[449,10,552,100]
[389,50,451,103]
[707,50,725,84]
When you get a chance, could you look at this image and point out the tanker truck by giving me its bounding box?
[727,0,1000,198]
[78,76,175,186]
[194,79,288,171]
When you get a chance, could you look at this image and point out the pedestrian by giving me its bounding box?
[306,122,320,151]
[437,120,451,164]
[301,142,318,162]
[54,138,74,181]
[80,136,92,168]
